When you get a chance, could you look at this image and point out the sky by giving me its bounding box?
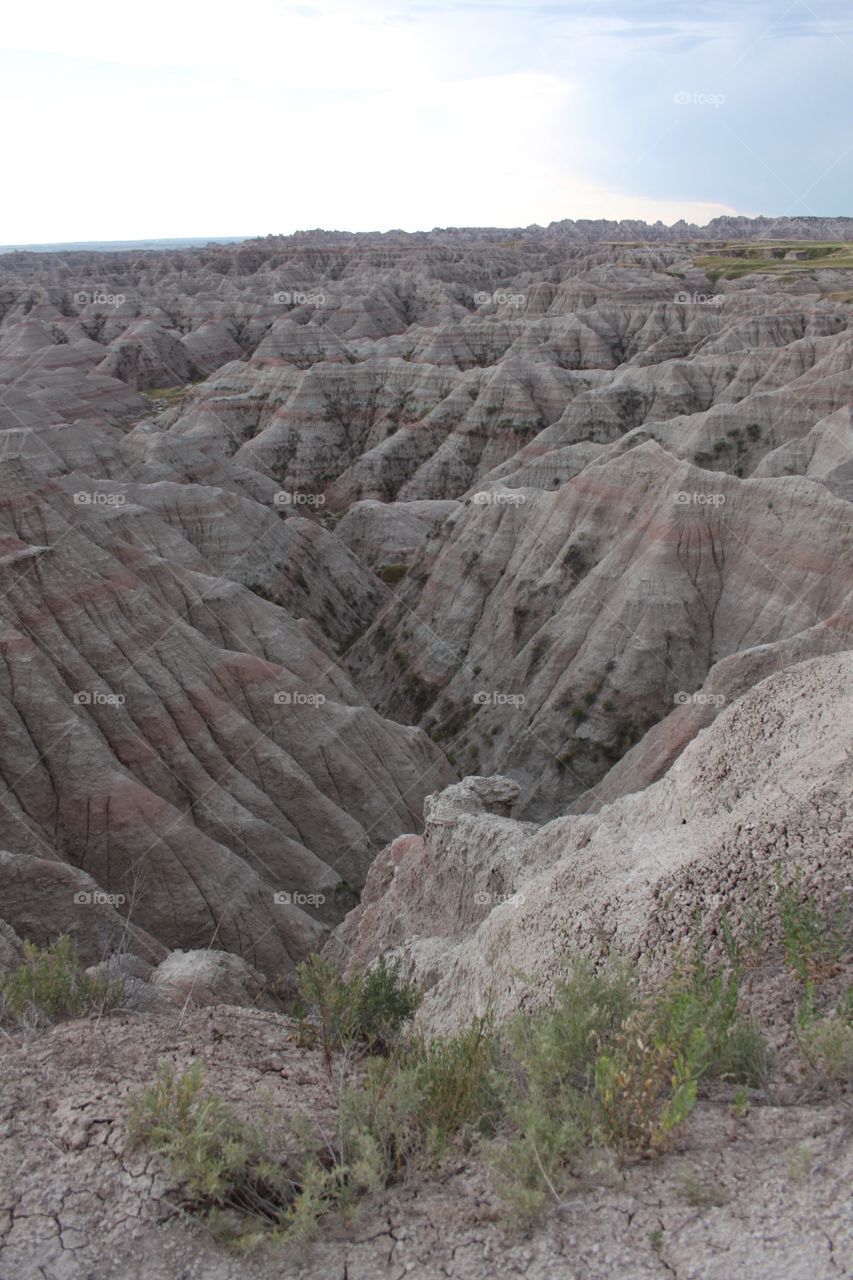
[1,0,851,242]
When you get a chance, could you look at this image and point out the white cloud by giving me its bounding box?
[1,0,742,242]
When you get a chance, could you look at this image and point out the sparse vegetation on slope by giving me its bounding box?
[776,868,849,982]
[126,852,853,1250]
[129,935,785,1248]
[0,935,123,1029]
[491,951,769,1219]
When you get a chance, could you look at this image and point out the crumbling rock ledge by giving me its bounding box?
[331,652,853,1035]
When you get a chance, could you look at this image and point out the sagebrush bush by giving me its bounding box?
[128,1061,331,1247]
[128,1063,289,1215]
[492,952,769,1217]
[0,935,123,1028]
[776,869,849,981]
[295,954,420,1068]
[342,1015,501,1179]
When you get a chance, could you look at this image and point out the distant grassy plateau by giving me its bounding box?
[695,240,853,281]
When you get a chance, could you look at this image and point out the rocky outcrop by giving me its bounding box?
[332,653,853,1034]
[149,949,276,1010]
[334,497,460,570]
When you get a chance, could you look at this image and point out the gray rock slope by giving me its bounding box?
[0,223,851,977]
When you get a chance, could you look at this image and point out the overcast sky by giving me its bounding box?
[1,0,851,242]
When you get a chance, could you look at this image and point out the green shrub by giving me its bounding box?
[720,883,770,971]
[796,984,853,1086]
[492,952,769,1218]
[493,959,638,1216]
[593,1016,701,1158]
[509,959,638,1097]
[354,956,422,1049]
[295,954,420,1068]
[401,1017,501,1151]
[342,1016,501,1179]
[588,947,758,1159]
[128,1063,299,1236]
[800,1014,853,1086]
[0,935,123,1028]
[651,949,771,1088]
[128,1062,338,1247]
[776,869,849,981]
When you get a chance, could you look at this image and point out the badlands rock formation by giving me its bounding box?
[0,218,850,981]
[330,652,853,1032]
